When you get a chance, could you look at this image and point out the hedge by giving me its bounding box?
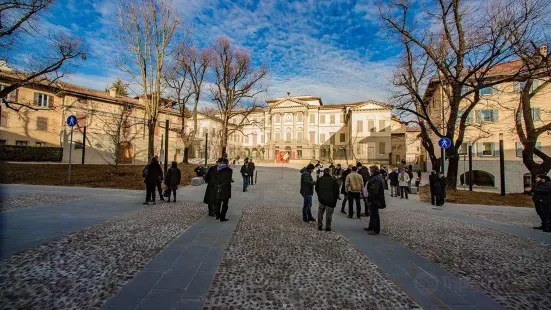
[0,145,63,162]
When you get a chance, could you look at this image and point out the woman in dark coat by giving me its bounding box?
[214,159,233,221]
[429,170,442,206]
[143,157,163,205]
[203,160,219,216]
[164,161,181,202]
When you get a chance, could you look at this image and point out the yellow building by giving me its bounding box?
[423,59,551,192]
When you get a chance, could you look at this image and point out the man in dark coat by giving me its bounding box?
[300,163,316,222]
[203,160,220,216]
[214,158,233,222]
[526,174,551,232]
[164,161,181,202]
[429,170,442,206]
[389,168,399,197]
[153,155,165,201]
[315,168,340,231]
[340,165,352,213]
[364,165,386,235]
[240,160,250,192]
[438,172,447,206]
[248,160,256,185]
[143,157,163,205]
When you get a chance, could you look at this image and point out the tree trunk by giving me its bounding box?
[183,147,189,163]
[147,119,156,160]
[446,151,460,189]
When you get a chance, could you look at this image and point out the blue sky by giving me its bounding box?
[42,0,401,104]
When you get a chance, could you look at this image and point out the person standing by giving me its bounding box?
[203,160,220,216]
[164,161,181,202]
[429,171,441,206]
[380,165,389,190]
[340,165,352,213]
[315,161,323,179]
[438,172,447,206]
[357,162,370,216]
[406,168,414,193]
[315,168,339,231]
[345,166,364,219]
[526,175,551,232]
[389,167,399,197]
[300,164,316,223]
[248,160,256,185]
[214,158,233,222]
[364,165,385,235]
[143,157,163,205]
[240,160,250,192]
[399,170,410,199]
[417,169,422,190]
[153,155,165,201]
[194,164,205,177]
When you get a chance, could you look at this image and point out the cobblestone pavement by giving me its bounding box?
[374,209,551,310]
[0,202,205,310]
[436,205,539,228]
[0,193,88,212]
[203,205,419,310]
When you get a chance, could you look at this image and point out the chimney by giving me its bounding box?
[109,86,117,97]
[538,44,547,56]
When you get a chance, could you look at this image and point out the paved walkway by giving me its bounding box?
[0,185,147,258]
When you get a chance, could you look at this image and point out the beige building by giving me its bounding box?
[424,59,551,192]
[1,70,398,166]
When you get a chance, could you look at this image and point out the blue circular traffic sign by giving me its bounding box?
[438,137,452,149]
[67,115,77,127]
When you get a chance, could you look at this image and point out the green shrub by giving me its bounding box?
[0,145,63,162]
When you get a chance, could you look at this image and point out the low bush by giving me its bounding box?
[0,145,63,162]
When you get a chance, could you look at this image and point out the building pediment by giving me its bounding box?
[349,100,391,111]
[269,98,310,109]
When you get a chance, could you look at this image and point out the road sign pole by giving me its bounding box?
[81,126,86,165]
[68,127,73,183]
[468,144,473,191]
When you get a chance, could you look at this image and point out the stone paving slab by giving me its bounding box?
[330,210,506,310]
[101,207,243,310]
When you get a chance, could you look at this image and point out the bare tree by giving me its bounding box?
[116,0,180,159]
[210,37,267,156]
[383,0,548,188]
[513,46,551,182]
[0,1,86,111]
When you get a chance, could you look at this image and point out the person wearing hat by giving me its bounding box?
[300,163,316,222]
[526,174,551,232]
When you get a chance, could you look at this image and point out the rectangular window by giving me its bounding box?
[309,114,315,124]
[1,110,8,127]
[0,139,7,145]
[297,112,303,122]
[297,132,303,141]
[379,142,386,154]
[36,117,48,131]
[35,142,46,147]
[480,87,495,96]
[309,131,315,143]
[516,142,522,157]
[532,108,541,121]
[261,135,265,143]
[297,150,302,159]
[357,120,363,132]
[458,144,468,155]
[330,115,335,124]
[275,133,281,142]
[357,144,363,155]
[368,120,375,132]
[285,132,291,142]
[320,133,326,143]
[379,120,385,132]
[480,142,496,156]
[477,110,498,122]
[34,92,50,107]
[15,140,28,146]
[320,115,326,124]
[340,133,346,142]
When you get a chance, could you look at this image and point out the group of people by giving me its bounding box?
[142,156,182,204]
[301,162,386,235]
[239,158,256,192]
[202,158,233,222]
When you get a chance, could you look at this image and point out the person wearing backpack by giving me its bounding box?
[143,157,163,205]
[214,158,233,222]
[164,161,181,202]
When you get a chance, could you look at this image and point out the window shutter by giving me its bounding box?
[492,110,499,122]
[475,110,481,122]
[466,112,473,124]
[48,95,54,108]
[515,142,522,157]
[33,92,39,106]
[477,143,483,157]
[493,142,498,156]
[532,108,541,121]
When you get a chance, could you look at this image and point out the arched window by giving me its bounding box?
[285,127,292,142]
[296,127,303,141]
